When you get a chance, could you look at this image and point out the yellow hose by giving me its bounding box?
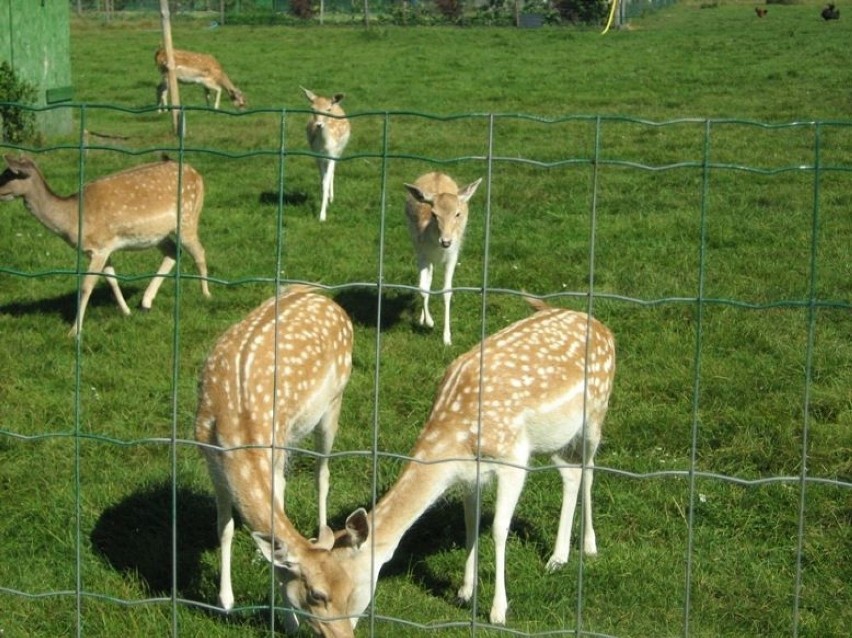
[601,0,619,35]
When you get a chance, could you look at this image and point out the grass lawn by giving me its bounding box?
[0,2,850,636]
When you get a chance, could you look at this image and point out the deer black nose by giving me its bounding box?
[440,239,452,248]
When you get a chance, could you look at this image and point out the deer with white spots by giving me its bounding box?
[285,297,616,626]
[404,171,482,346]
[155,47,246,111]
[195,285,361,637]
[302,87,351,222]
[256,299,615,624]
[0,154,210,337]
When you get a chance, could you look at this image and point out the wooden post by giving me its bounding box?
[158,0,181,135]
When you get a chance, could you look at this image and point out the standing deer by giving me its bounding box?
[257,297,616,626]
[195,285,359,636]
[404,172,482,346]
[155,47,246,111]
[0,154,210,337]
[302,87,351,222]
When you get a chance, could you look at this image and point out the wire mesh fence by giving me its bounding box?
[0,99,850,637]
[67,0,675,26]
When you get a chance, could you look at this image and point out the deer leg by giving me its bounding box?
[103,263,132,316]
[313,395,343,531]
[327,158,337,204]
[180,235,211,299]
[141,239,177,310]
[457,488,481,604]
[69,251,109,337]
[580,428,601,556]
[581,459,598,556]
[213,86,222,110]
[546,454,582,572]
[206,454,237,611]
[490,464,528,625]
[441,252,458,346]
[318,159,331,222]
[417,260,435,329]
[156,79,168,113]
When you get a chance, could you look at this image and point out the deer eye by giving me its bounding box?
[307,587,329,605]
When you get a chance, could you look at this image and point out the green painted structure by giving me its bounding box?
[0,0,73,138]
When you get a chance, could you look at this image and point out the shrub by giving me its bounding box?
[435,0,464,21]
[553,0,608,24]
[290,0,315,19]
[0,61,38,144]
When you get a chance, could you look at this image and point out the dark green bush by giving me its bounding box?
[0,61,38,144]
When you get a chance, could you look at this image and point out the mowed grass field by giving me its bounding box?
[1,2,851,637]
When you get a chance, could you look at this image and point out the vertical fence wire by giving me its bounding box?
[1,102,851,637]
[790,121,822,638]
[167,107,187,637]
[72,104,89,638]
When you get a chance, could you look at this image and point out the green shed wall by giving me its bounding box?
[0,0,73,138]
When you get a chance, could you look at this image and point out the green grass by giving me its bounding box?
[1,2,851,636]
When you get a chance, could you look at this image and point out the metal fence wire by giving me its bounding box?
[0,101,850,637]
[67,0,677,24]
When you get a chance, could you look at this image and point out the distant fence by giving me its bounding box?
[68,0,677,26]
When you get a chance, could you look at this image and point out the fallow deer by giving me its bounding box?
[302,88,351,222]
[195,285,359,636]
[404,172,482,346]
[258,296,616,626]
[0,154,210,337]
[155,47,246,111]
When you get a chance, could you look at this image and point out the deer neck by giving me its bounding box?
[368,437,465,568]
[21,172,80,246]
[218,73,237,94]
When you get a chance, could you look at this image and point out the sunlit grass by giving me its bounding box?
[0,3,850,637]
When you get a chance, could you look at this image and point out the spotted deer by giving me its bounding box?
[263,297,616,627]
[0,154,210,337]
[195,285,359,636]
[155,47,246,111]
[404,172,482,346]
[302,88,351,222]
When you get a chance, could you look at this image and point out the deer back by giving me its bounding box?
[195,287,354,454]
[422,305,616,463]
[78,160,204,251]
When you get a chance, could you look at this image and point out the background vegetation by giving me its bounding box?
[1,2,850,637]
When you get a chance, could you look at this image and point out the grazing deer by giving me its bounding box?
[195,285,359,635]
[0,154,210,337]
[302,87,351,222]
[404,172,482,346]
[260,297,616,626]
[155,47,246,111]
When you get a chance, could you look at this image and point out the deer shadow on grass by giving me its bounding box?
[258,190,309,208]
[91,481,323,631]
[332,287,414,332]
[0,286,139,326]
[355,495,548,606]
[91,482,218,603]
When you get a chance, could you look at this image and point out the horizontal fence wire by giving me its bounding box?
[0,101,850,637]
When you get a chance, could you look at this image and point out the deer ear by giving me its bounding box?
[301,87,316,102]
[332,93,345,105]
[312,525,336,551]
[458,177,482,203]
[404,183,432,205]
[344,508,370,549]
[252,532,300,574]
